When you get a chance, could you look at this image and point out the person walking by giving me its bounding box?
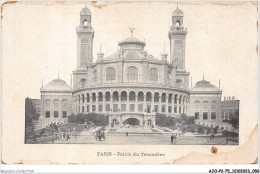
[171,134,174,144]
[174,135,177,144]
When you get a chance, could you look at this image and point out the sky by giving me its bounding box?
[2,1,258,101]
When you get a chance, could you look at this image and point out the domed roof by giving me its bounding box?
[191,80,219,92]
[42,79,72,92]
[119,28,146,46]
[119,35,146,46]
[80,6,91,15]
[172,7,184,16]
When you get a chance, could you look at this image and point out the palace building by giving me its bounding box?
[39,6,223,129]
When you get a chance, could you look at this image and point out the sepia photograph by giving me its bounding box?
[24,4,239,145]
[1,1,258,166]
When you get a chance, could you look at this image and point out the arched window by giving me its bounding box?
[203,101,209,110]
[174,94,178,104]
[176,20,180,27]
[149,68,158,82]
[61,99,68,108]
[127,66,138,81]
[162,93,166,103]
[105,92,110,101]
[121,91,127,101]
[81,94,85,103]
[98,92,103,102]
[106,67,116,81]
[92,93,96,102]
[154,92,159,102]
[146,92,152,102]
[168,94,173,103]
[53,99,59,108]
[179,95,182,104]
[45,99,50,108]
[86,93,90,102]
[113,91,119,101]
[138,91,144,102]
[194,101,200,110]
[211,101,217,110]
[80,78,87,88]
[129,91,136,101]
[92,70,97,83]
[82,19,88,26]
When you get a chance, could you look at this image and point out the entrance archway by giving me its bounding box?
[123,118,140,126]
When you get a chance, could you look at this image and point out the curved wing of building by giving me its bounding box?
[39,6,222,129]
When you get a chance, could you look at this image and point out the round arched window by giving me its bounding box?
[106,67,116,81]
[176,20,180,27]
[127,66,138,81]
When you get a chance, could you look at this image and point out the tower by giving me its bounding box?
[169,6,187,71]
[76,6,94,69]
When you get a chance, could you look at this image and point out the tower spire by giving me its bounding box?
[42,79,44,88]
[100,43,102,53]
[58,70,60,79]
[203,74,204,80]
[219,79,221,90]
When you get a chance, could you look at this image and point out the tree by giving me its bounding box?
[25,97,38,142]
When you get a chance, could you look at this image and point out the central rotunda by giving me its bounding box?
[72,6,190,128]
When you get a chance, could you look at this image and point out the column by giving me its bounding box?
[135,91,138,112]
[119,93,121,112]
[110,94,113,113]
[166,96,169,114]
[103,94,106,113]
[151,93,154,112]
[95,93,98,113]
[84,94,89,113]
[126,94,129,112]
[144,94,146,113]
[159,95,162,113]
[177,97,179,115]
[90,96,93,112]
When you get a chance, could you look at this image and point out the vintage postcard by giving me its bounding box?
[1,1,258,164]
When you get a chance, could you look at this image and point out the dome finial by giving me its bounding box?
[203,74,204,80]
[58,70,60,79]
[129,27,135,36]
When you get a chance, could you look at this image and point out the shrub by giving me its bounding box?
[68,113,109,126]
[155,113,195,127]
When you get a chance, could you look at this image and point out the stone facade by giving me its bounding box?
[39,79,72,127]
[39,6,224,129]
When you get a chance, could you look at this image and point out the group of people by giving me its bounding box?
[51,131,77,144]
